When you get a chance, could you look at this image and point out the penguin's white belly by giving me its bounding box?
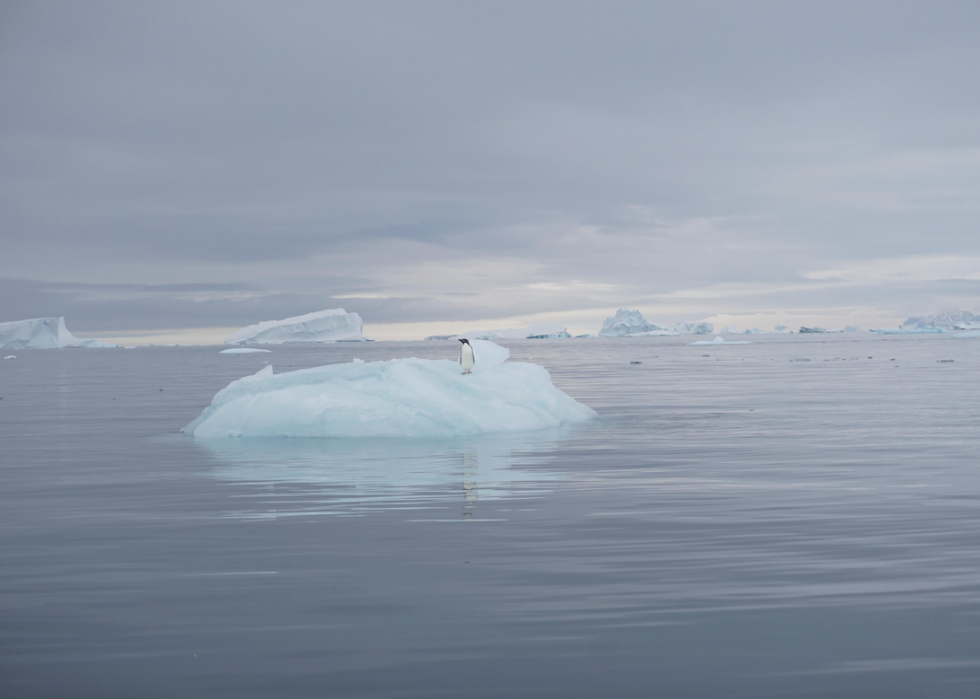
[460,345,475,372]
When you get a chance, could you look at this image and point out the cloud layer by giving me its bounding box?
[2,2,979,336]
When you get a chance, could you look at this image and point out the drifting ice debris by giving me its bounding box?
[225,308,368,345]
[0,317,114,349]
[3,355,15,360]
[183,340,595,439]
[219,348,271,354]
[688,336,750,346]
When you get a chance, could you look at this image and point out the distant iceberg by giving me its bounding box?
[799,326,831,334]
[220,348,271,354]
[903,310,979,330]
[184,340,595,439]
[598,309,665,337]
[598,309,712,337]
[672,320,714,335]
[952,330,980,339]
[875,327,947,335]
[688,336,751,346]
[456,324,571,340]
[225,308,368,345]
[0,317,113,349]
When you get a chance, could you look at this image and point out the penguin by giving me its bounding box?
[458,338,475,374]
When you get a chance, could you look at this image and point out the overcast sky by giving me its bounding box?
[2,1,979,340]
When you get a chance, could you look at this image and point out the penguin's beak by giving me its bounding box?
[458,339,465,343]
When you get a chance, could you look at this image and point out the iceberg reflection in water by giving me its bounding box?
[199,430,571,520]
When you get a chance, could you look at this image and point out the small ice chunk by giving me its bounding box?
[3,355,15,359]
[220,348,272,354]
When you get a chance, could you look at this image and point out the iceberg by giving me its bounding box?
[3,355,15,360]
[688,336,750,346]
[0,317,111,349]
[672,320,715,335]
[903,310,978,330]
[875,327,947,335]
[225,308,367,345]
[722,325,738,334]
[219,348,271,354]
[184,340,596,439]
[799,326,830,334]
[456,324,571,340]
[598,309,669,337]
[952,330,980,339]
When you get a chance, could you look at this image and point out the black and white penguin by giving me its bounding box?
[458,338,475,374]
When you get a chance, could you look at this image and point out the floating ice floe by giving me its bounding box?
[225,308,368,345]
[688,336,751,346]
[219,348,272,354]
[875,327,947,335]
[952,330,980,339]
[0,317,115,349]
[184,340,596,439]
[3,355,15,360]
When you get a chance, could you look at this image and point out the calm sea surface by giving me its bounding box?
[2,334,979,698]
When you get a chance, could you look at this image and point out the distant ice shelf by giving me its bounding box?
[0,317,115,349]
[875,327,948,335]
[225,308,368,345]
[688,336,751,346]
[184,340,596,439]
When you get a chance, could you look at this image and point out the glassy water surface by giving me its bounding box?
[1,334,979,697]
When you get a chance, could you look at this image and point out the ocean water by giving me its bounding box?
[1,333,979,698]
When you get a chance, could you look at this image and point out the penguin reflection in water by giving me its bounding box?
[458,338,475,374]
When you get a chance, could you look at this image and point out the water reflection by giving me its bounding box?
[199,429,573,519]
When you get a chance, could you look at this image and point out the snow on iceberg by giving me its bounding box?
[688,336,751,346]
[952,330,980,339]
[220,348,271,354]
[225,308,367,345]
[184,340,596,439]
[0,317,111,349]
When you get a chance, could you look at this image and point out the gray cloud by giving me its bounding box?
[2,1,979,332]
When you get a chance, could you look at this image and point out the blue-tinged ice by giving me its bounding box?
[952,330,980,339]
[184,340,596,439]
[219,348,271,354]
